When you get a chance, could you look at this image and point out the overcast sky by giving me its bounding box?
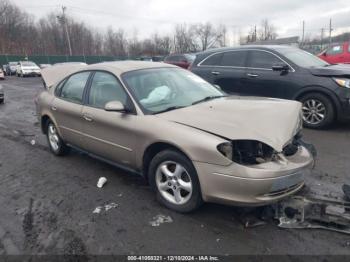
[12,0,350,44]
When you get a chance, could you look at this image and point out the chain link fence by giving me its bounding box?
[0,55,129,66]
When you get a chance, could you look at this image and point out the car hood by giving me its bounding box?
[309,64,350,77]
[157,97,302,152]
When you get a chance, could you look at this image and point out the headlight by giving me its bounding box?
[217,142,232,160]
[333,78,350,88]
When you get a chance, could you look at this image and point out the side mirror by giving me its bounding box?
[272,63,290,72]
[104,101,125,112]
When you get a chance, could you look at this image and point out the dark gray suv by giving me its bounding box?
[190,45,350,129]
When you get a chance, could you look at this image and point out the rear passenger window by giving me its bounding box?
[88,72,127,109]
[327,45,344,55]
[60,72,90,104]
[201,53,223,66]
[220,51,246,67]
[248,51,281,69]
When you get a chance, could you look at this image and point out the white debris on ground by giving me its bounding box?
[149,214,173,227]
[97,177,107,188]
[30,139,36,145]
[93,207,102,214]
[92,202,118,214]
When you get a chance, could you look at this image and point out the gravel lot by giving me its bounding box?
[0,76,350,257]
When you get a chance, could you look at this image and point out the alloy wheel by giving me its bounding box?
[302,99,326,125]
[155,161,193,205]
[48,124,59,151]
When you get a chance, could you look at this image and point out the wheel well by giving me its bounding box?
[295,90,338,118]
[41,115,50,134]
[142,142,189,181]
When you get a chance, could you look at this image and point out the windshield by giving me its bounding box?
[21,61,36,67]
[276,48,329,68]
[122,68,225,114]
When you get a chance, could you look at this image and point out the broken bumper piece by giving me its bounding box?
[276,194,350,234]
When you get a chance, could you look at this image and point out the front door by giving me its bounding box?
[81,71,136,167]
[242,50,298,99]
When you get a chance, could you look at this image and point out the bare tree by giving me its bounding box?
[258,19,278,41]
[173,23,198,53]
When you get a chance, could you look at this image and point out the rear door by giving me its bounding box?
[51,71,91,147]
[243,50,297,99]
[193,50,247,94]
[212,50,248,94]
[81,71,136,167]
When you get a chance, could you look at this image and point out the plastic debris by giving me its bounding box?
[149,214,173,227]
[93,207,102,214]
[97,177,107,188]
[275,195,350,234]
[93,202,118,214]
[30,139,36,145]
[105,203,118,211]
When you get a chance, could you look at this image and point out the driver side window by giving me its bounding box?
[88,72,128,109]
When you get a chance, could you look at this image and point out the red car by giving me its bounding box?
[164,54,195,69]
[318,42,350,64]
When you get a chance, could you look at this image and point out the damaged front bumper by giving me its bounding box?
[194,146,313,206]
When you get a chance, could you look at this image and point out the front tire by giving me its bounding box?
[300,93,335,129]
[46,121,70,156]
[148,149,203,213]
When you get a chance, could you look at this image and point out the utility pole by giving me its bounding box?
[254,25,257,42]
[57,6,72,56]
[301,20,305,47]
[329,18,333,47]
[320,28,325,50]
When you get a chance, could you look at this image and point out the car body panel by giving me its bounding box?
[38,61,313,206]
[157,96,302,152]
[318,42,350,64]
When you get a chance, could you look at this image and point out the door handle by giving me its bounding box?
[51,106,57,111]
[83,115,93,122]
[247,73,259,78]
[211,71,220,75]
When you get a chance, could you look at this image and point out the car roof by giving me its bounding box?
[85,60,177,74]
[198,45,296,55]
[41,61,178,88]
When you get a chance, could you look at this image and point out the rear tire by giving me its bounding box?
[46,120,70,156]
[148,149,203,213]
[299,93,335,129]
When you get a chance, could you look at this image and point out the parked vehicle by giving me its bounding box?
[16,61,41,77]
[37,61,313,212]
[2,64,9,75]
[0,85,4,103]
[318,42,350,64]
[53,62,87,66]
[164,54,195,69]
[191,45,350,129]
[0,68,4,80]
[152,56,165,62]
[8,62,18,75]
[39,64,52,69]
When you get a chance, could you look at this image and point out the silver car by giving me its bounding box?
[37,61,314,212]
